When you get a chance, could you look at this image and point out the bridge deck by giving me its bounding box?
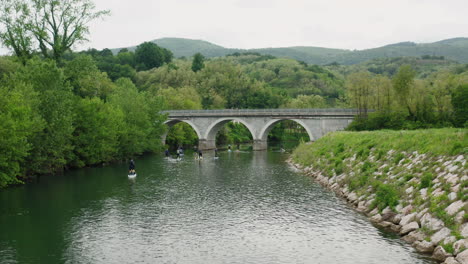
[163,108,359,117]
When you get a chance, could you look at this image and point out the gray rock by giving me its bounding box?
[416,208,429,220]
[433,246,453,262]
[400,222,419,235]
[456,250,468,264]
[348,192,358,203]
[392,214,402,224]
[445,236,457,245]
[400,212,417,226]
[402,230,426,244]
[371,214,382,223]
[444,257,461,264]
[446,201,465,216]
[455,211,465,225]
[420,213,445,232]
[400,205,413,215]
[413,240,435,253]
[390,224,401,233]
[432,228,452,244]
[369,208,379,216]
[449,192,458,201]
[381,208,397,222]
[406,186,414,194]
[461,223,468,238]
[454,239,468,255]
[420,188,428,199]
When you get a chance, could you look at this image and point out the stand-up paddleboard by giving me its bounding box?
[128,172,137,179]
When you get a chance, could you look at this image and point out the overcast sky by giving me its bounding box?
[2,0,468,54]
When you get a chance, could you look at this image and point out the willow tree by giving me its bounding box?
[0,0,109,63]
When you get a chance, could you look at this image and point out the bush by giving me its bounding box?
[419,172,434,189]
[373,183,399,210]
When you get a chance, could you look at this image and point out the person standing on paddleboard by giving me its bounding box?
[129,159,136,174]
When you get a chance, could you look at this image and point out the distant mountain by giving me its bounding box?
[111,37,468,65]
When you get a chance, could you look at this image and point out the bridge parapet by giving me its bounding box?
[162,108,357,150]
[162,108,359,117]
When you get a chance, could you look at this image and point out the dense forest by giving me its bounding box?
[114,37,468,65]
[0,0,467,188]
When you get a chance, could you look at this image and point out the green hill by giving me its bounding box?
[112,37,468,65]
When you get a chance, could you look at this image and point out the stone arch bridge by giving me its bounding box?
[162,109,358,151]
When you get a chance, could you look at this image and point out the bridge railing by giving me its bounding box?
[162,108,360,115]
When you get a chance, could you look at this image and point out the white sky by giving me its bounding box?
[2,0,468,54]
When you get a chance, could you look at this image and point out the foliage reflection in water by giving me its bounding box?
[0,152,435,264]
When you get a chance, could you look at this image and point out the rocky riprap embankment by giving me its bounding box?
[289,151,467,264]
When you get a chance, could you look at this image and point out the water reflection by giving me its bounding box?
[1,152,435,264]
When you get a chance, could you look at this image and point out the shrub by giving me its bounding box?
[419,172,434,189]
[394,153,405,164]
[373,183,399,210]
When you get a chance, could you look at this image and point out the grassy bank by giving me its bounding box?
[291,128,467,263]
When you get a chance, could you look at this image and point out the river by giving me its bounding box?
[0,151,436,264]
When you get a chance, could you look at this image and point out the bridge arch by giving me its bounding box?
[258,119,315,143]
[204,118,256,142]
[162,119,202,146]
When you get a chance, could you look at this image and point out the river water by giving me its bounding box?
[0,151,435,264]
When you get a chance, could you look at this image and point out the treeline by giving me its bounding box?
[0,57,166,188]
[345,65,468,130]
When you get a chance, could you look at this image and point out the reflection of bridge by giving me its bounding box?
[162,109,358,151]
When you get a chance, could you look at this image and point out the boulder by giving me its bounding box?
[420,213,445,232]
[416,208,429,220]
[390,224,401,233]
[455,211,465,225]
[348,192,358,203]
[420,188,428,199]
[370,214,383,223]
[456,250,468,264]
[406,186,414,194]
[444,257,461,264]
[461,223,468,238]
[381,208,397,222]
[413,240,435,253]
[454,239,468,255]
[400,212,417,226]
[369,208,379,216]
[400,222,419,235]
[400,205,413,215]
[432,228,452,244]
[446,201,465,216]
[449,192,458,201]
[444,236,457,245]
[402,230,426,244]
[433,246,453,262]
[392,214,402,224]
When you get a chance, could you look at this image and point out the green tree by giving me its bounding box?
[191,53,205,72]
[12,59,75,174]
[63,54,115,98]
[452,84,468,127]
[0,0,109,62]
[135,42,170,71]
[0,0,34,64]
[108,78,165,157]
[393,65,416,117]
[70,97,124,167]
[0,80,42,187]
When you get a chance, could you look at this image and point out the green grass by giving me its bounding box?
[291,128,466,228]
[292,128,467,167]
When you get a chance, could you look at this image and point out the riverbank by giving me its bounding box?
[289,128,467,264]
